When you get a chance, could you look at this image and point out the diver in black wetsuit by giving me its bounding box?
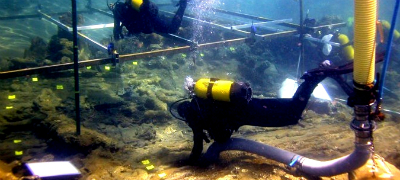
[174,52,385,162]
[110,0,188,40]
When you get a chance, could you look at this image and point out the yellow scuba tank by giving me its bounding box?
[338,34,354,61]
[194,78,252,103]
[129,0,143,11]
[381,20,400,43]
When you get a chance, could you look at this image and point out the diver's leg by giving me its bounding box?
[112,3,124,40]
[189,127,204,162]
[167,0,187,33]
[151,0,186,33]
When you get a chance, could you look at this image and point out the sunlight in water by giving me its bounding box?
[189,0,221,43]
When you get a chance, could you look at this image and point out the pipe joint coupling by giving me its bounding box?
[351,105,376,144]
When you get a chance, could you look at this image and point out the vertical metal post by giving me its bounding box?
[299,0,304,76]
[296,0,304,80]
[72,0,81,135]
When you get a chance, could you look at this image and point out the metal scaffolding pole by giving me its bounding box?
[72,0,81,135]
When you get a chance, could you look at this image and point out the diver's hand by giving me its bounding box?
[176,0,187,8]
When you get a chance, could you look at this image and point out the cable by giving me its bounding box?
[169,98,190,121]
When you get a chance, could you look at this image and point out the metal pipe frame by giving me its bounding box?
[38,10,108,52]
[0,30,296,79]
[0,4,342,79]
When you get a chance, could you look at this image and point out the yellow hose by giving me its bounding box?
[354,0,377,86]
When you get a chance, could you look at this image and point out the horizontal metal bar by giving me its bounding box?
[231,19,293,30]
[77,32,108,51]
[0,29,299,79]
[0,10,93,21]
[119,46,190,62]
[38,10,71,32]
[165,34,194,44]
[212,8,347,31]
[160,10,250,37]
[212,8,300,29]
[306,22,347,31]
[77,23,114,30]
[39,11,107,52]
[0,57,113,79]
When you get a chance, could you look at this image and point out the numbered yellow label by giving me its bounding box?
[141,160,150,165]
[145,165,155,170]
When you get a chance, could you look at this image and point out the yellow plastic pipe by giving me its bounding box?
[354,0,377,86]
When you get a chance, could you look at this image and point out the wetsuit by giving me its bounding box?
[112,0,187,40]
[177,72,326,161]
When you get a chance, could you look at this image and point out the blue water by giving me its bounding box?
[0,0,398,57]
[0,1,400,179]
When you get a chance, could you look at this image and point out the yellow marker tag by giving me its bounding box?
[132,61,138,65]
[6,106,13,109]
[32,77,38,82]
[158,173,167,178]
[229,47,235,51]
[56,85,64,90]
[200,53,204,57]
[14,140,22,143]
[145,165,155,170]
[86,66,92,70]
[15,151,23,156]
[105,66,111,70]
[141,160,150,165]
[8,95,16,99]
[181,54,187,58]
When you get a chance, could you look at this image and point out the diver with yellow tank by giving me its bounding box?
[109,0,188,40]
[172,51,385,162]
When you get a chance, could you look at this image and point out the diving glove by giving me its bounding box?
[176,0,188,7]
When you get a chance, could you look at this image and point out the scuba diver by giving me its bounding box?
[172,52,385,162]
[109,0,188,40]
